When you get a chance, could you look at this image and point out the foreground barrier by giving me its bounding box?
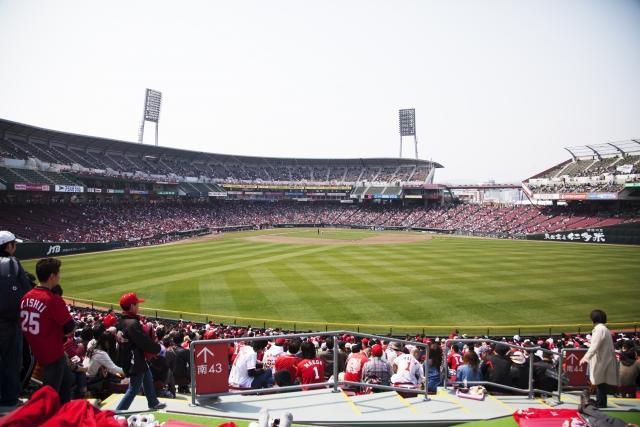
[442,339,589,404]
[189,331,431,405]
[189,333,593,408]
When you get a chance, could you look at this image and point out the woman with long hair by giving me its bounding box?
[427,343,443,393]
[456,349,482,383]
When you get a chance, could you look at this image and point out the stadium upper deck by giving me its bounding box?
[0,118,442,185]
[523,140,640,200]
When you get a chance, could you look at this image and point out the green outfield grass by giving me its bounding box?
[22,229,640,335]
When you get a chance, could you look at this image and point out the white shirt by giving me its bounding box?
[390,353,424,385]
[228,345,257,388]
[262,344,284,373]
[83,349,124,378]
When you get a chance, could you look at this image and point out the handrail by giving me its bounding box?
[443,338,566,404]
[189,330,431,405]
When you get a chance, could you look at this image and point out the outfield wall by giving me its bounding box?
[526,222,640,245]
[15,222,640,260]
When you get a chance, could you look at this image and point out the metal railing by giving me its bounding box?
[443,339,569,404]
[189,331,431,405]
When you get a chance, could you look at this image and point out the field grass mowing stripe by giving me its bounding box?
[283,260,367,323]
[63,243,308,289]
[197,275,235,315]
[81,244,341,297]
[311,255,427,323]
[57,240,255,273]
[246,266,325,320]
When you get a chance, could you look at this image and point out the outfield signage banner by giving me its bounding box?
[129,189,149,195]
[14,183,50,192]
[208,191,227,197]
[527,222,640,245]
[561,193,587,200]
[616,164,633,174]
[586,192,617,200]
[404,194,423,199]
[55,185,84,193]
[106,189,125,194]
[87,188,103,193]
[373,194,399,199]
[222,183,351,191]
[625,182,640,188]
[156,191,177,196]
[15,241,124,259]
[533,193,559,200]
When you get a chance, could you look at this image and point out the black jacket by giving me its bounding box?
[0,255,33,324]
[117,314,160,376]
[166,345,191,385]
[483,353,512,390]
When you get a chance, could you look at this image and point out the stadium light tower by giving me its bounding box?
[398,108,419,159]
[138,89,162,146]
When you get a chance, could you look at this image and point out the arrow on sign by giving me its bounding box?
[197,347,214,364]
[566,353,580,363]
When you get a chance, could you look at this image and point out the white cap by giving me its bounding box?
[0,231,23,246]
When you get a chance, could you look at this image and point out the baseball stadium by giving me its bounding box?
[2,1,640,425]
[1,116,640,426]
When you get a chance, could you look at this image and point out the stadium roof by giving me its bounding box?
[0,117,443,168]
[564,140,640,160]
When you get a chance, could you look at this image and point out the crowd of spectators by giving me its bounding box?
[19,303,640,403]
[2,201,640,243]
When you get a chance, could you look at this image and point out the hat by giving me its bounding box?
[510,351,526,365]
[119,292,145,309]
[275,337,286,346]
[361,338,369,347]
[0,231,23,246]
[371,344,383,357]
[389,341,404,351]
[478,345,491,355]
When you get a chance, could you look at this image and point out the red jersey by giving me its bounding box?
[447,352,463,371]
[344,352,368,382]
[275,353,301,381]
[296,358,325,389]
[20,287,72,365]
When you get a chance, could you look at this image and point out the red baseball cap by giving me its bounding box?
[371,344,383,357]
[119,292,145,309]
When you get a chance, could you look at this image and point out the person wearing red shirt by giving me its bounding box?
[296,341,325,390]
[274,339,301,385]
[447,343,464,379]
[344,344,368,384]
[20,258,76,403]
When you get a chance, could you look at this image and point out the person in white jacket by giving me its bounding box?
[84,333,125,391]
[579,309,618,408]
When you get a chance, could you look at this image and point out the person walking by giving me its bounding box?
[0,231,32,408]
[115,293,166,411]
[579,309,618,408]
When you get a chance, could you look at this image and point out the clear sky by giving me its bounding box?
[1,0,639,183]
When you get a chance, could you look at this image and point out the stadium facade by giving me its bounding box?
[1,117,640,249]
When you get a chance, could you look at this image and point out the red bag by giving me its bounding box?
[513,408,583,427]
